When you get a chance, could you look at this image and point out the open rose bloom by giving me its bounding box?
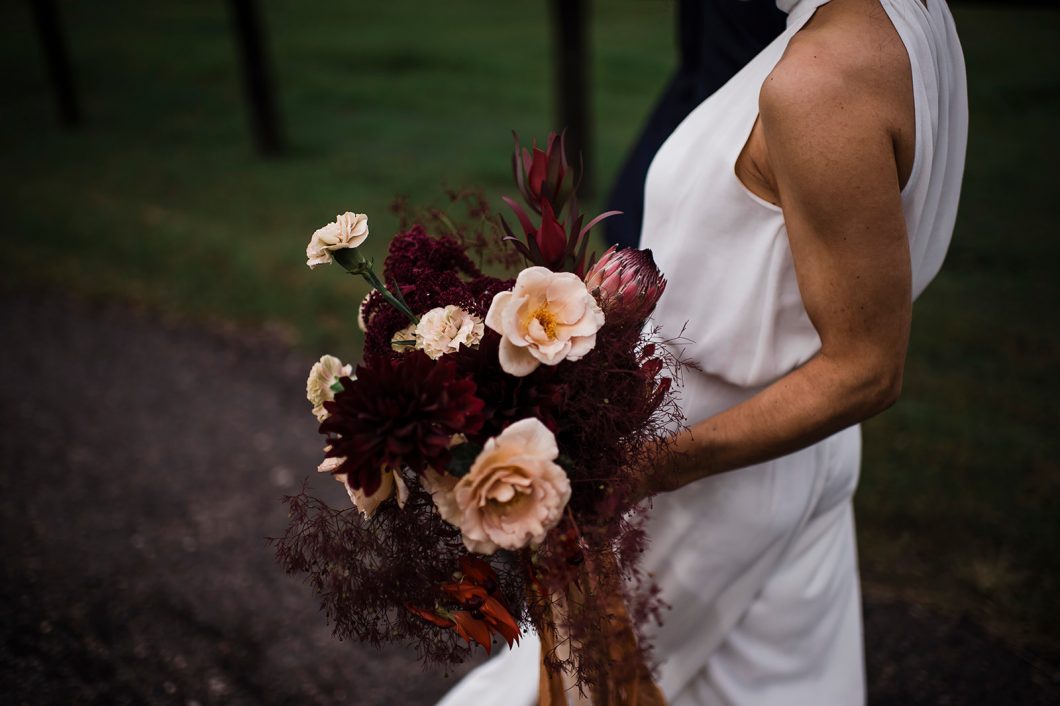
[426,419,571,554]
[486,266,604,377]
[279,134,677,695]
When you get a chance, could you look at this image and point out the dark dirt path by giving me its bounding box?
[1,294,1055,705]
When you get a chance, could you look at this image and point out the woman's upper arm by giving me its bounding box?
[760,53,912,407]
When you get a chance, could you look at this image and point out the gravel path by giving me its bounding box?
[1,294,1055,705]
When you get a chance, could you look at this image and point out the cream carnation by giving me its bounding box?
[424,418,571,554]
[318,457,408,519]
[306,354,353,421]
[357,292,372,332]
[414,305,484,360]
[485,266,605,377]
[391,323,418,352]
[306,212,369,269]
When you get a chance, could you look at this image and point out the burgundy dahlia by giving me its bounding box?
[583,245,667,326]
[320,351,485,495]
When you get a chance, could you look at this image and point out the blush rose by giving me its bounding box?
[485,266,605,377]
[423,419,571,554]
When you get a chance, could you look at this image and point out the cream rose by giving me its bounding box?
[306,212,369,269]
[306,354,353,421]
[424,418,571,554]
[414,305,484,360]
[485,266,605,377]
[318,456,409,519]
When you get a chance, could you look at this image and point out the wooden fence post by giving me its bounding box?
[549,0,593,197]
[228,0,285,156]
[29,0,81,128]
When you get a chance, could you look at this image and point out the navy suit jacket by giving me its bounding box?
[605,0,787,248]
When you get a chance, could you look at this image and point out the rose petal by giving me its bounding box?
[498,336,540,377]
[498,419,560,459]
[558,299,605,339]
[565,332,598,361]
[529,339,572,365]
[544,274,591,323]
[485,291,512,333]
[515,266,556,293]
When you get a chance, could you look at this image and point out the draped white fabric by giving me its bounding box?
[436,1,967,704]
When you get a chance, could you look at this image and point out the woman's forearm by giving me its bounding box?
[658,352,901,491]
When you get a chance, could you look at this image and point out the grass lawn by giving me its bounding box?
[1,0,1056,666]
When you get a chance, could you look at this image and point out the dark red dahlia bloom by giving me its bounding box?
[452,332,567,441]
[320,351,485,495]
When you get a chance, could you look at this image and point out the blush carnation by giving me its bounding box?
[415,305,484,360]
[306,355,353,422]
[306,212,369,269]
[318,456,409,518]
[424,418,571,554]
[320,351,486,495]
[357,292,373,332]
[391,323,417,352]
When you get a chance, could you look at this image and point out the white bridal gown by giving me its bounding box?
[436,0,967,704]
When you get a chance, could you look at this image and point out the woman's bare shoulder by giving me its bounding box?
[762,0,912,124]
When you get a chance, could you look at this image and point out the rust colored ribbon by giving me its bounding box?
[535,553,666,706]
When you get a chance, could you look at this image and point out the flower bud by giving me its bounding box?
[512,131,573,215]
[584,245,667,326]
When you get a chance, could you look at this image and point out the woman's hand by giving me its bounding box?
[629,428,706,506]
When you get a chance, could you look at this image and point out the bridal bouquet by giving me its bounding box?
[276,133,683,703]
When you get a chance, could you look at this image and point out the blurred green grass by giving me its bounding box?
[0,0,672,352]
[0,1,1056,663]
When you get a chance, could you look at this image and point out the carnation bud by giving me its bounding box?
[584,245,667,326]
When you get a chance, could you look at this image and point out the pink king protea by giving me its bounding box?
[583,245,667,327]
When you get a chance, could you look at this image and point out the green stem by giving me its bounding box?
[334,248,418,324]
[365,266,418,325]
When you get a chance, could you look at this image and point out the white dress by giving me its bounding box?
[437,1,968,704]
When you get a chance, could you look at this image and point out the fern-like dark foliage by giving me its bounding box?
[273,483,530,668]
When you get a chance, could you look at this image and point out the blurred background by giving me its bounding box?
[0,1,1056,704]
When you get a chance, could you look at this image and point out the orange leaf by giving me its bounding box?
[482,595,520,647]
[459,556,497,586]
[405,603,454,629]
[452,611,494,655]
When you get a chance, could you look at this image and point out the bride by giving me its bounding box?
[438,0,967,703]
